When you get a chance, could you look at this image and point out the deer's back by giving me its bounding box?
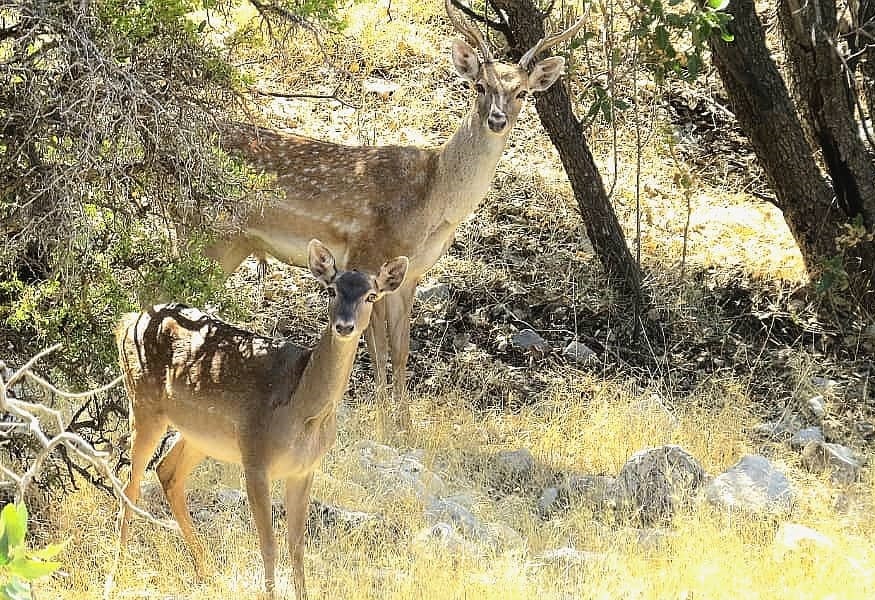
[116,304,310,420]
[220,124,440,270]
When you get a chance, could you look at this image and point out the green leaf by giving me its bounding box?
[1,504,27,551]
[0,577,31,600]
[0,516,8,566]
[708,0,730,10]
[9,555,61,580]
[29,540,68,560]
[720,30,735,42]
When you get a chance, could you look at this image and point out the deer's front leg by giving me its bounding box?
[244,465,277,597]
[285,473,315,600]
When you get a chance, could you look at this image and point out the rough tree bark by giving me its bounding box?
[710,0,875,308]
[490,0,647,311]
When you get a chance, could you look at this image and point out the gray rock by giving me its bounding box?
[538,547,605,565]
[752,417,801,440]
[216,487,245,507]
[773,523,833,559]
[789,426,824,450]
[308,499,375,536]
[362,77,400,98]
[425,499,481,536]
[614,445,705,524]
[479,522,524,551]
[801,441,864,484]
[511,329,550,354]
[353,440,446,502]
[416,282,452,306]
[810,377,839,392]
[494,448,535,486]
[537,487,560,516]
[863,323,875,342]
[855,420,875,440]
[705,455,794,515]
[635,527,677,552]
[411,522,479,556]
[563,341,596,365]
[563,475,616,510]
[806,395,826,419]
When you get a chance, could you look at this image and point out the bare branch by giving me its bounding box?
[0,347,177,533]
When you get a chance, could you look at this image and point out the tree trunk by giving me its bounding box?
[491,0,647,311]
[709,0,875,307]
[778,0,875,225]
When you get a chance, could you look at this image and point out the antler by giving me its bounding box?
[445,0,495,63]
[518,6,589,70]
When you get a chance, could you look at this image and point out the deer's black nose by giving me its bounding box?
[335,322,355,336]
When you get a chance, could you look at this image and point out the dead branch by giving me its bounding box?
[0,345,177,533]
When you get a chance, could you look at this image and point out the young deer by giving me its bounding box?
[208,0,585,436]
[116,239,408,600]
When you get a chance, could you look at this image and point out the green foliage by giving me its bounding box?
[0,504,64,600]
[815,255,850,295]
[634,0,733,83]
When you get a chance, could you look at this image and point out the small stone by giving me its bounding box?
[705,455,794,515]
[773,523,833,560]
[479,522,524,551]
[411,522,479,556]
[855,421,875,440]
[562,475,616,510]
[806,395,826,419]
[538,547,605,565]
[510,329,550,355]
[193,509,215,524]
[635,527,677,552]
[425,499,481,536]
[494,448,535,486]
[416,282,451,306]
[789,426,824,450]
[308,500,375,536]
[810,377,839,392]
[216,487,245,507]
[537,487,560,517]
[363,77,400,99]
[801,441,864,484]
[563,341,596,366]
[614,445,705,525]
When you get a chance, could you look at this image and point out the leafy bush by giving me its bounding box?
[0,504,64,600]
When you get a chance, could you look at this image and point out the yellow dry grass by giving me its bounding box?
[42,376,875,599]
[29,0,870,598]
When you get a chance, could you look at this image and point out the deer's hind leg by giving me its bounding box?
[285,472,315,600]
[386,278,418,434]
[119,407,168,546]
[155,436,208,576]
[365,298,390,439]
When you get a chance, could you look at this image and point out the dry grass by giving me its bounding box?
[42,375,875,599]
[30,0,872,598]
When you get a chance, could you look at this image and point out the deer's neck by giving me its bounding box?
[287,327,358,423]
[434,108,510,225]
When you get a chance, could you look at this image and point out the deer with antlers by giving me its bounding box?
[116,240,409,600]
[209,0,585,436]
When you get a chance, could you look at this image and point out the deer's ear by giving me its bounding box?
[528,56,565,92]
[452,39,481,82]
[308,239,337,286]
[375,256,409,295]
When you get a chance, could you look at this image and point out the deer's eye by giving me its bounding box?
[366,293,378,303]
[474,82,486,94]
[327,287,337,297]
